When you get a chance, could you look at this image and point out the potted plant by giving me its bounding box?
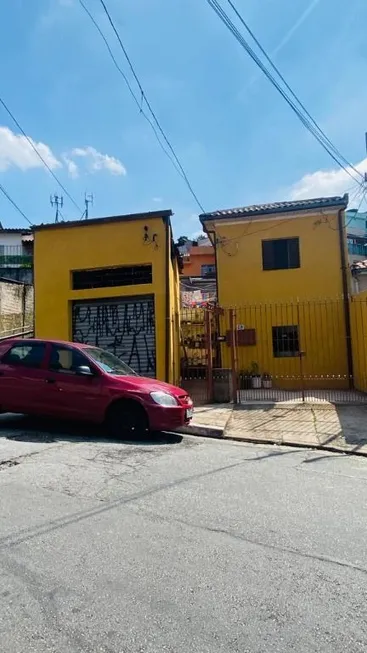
[250,361,262,389]
[262,372,272,389]
[239,368,252,389]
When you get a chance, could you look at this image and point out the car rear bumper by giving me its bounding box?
[147,404,193,431]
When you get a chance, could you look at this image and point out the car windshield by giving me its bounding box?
[84,347,138,376]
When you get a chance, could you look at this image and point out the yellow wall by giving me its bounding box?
[213,210,346,304]
[209,209,350,389]
[350,292,367,393]
[34,216,179,383]
[167,234,181,386]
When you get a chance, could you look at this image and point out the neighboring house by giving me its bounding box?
[33,210,181,384]
[0,225,33,283]
[200,194,352,390]
[350,259,367,294]
[346,209,367,264]
[181,240,216,278]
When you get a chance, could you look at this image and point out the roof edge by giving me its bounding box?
[33,209,173,232]
[199,194,349,223]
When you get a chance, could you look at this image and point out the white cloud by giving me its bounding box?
[70,146,126,176]
[0,126,61,172]
[153,197,162,203]
[287,158,367,201]
[63,155,79,179]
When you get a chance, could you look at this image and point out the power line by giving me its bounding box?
[0,182,33,226]
[93,0,205,213]
[78,0,185,182]
[205,0,364,187]
[0,97,83,214]
[225,0,364,182]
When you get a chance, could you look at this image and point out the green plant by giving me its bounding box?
[250,361,260,377]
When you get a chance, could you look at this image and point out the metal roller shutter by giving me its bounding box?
[72,295,156,377]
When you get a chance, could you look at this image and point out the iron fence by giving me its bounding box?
[180,299,367,406]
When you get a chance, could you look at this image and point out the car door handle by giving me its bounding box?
[45,378,56,384]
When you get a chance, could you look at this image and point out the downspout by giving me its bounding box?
[338,207,354,388]
[164,217,170,383]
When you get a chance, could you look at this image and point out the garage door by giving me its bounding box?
[72,295,156,377]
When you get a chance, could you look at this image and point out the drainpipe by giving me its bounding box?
[164,217,170,383]
[338,207,354,388]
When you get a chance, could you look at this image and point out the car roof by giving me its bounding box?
[2,338,92,349]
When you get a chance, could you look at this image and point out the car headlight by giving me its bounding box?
[150,391,178,407]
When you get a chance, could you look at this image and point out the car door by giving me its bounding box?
[45,344,104,421]
[0,341,49,414]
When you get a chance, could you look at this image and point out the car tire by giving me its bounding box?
[106,400,149,439]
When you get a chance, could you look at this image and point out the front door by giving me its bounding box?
[45,344,104,421]
[0,341,49,414]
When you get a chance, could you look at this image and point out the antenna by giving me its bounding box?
[84,193,94,219]
[50,194,64,222]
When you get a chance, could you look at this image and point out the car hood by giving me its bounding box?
[109,374,187,397]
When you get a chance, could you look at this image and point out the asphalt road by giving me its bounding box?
[0,415,367,652]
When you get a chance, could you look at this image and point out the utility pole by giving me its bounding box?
[83,193,93,219]
[50,194,63,223]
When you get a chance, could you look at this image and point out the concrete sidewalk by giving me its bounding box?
[181,403,367,456]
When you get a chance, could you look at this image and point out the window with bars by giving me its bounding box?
[72,264,152,290]
[272,325,299,358]
[262,238,300,271]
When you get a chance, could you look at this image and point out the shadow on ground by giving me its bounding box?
[0,413,183,446]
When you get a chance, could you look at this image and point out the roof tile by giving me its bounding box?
[200,194,349,222]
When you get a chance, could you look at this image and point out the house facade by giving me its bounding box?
[181,239,216,278]
[346,209,367,264]
[0,226,33,283]
[34,210,180,384]
[200,195,351,390]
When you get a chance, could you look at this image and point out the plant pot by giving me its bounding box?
[251,375,262,389]
[262,379,272,389]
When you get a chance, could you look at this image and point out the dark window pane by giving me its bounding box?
[272,325,299,358]
[288,238,300,268]
[72,265,152,290]
[262,238,300,270]
[262,240,275,270]
[3,343,46,368]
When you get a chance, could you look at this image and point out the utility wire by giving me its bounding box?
[0,182,33,226]
[225,0,364,182]
[95,0,205,213]
[78,0,184,180]
[0,97,83,214]
[205,0,363,187]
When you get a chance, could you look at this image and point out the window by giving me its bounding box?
[262,238,300,271]
[272,326,299,358]
[2,343,46,368]
[49,346,90,373]
[201,264,216,277]
[72,265,152,290]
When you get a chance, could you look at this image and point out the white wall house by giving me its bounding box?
[0,226,33,283]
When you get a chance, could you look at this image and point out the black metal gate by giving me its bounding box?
[72,295,156,377]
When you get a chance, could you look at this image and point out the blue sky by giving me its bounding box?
[0,0,366,235]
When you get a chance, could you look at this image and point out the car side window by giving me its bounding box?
[2,343,46,369]
[49,346,90,374]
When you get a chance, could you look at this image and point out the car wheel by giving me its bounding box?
[106,400,149,439]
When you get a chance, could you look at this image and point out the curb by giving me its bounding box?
[177,424,367,458]
[178,423,224,439]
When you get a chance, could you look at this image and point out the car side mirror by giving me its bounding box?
[75,365,94,376]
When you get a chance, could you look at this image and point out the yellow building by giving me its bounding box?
[34,210,180,385]
[200,195,353,390]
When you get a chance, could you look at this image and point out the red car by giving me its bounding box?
[0,338,193,436]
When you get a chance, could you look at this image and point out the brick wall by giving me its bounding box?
[0,281,33,334]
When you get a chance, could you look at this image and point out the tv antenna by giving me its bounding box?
[50,194,64,222]
[83,193,94,219]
